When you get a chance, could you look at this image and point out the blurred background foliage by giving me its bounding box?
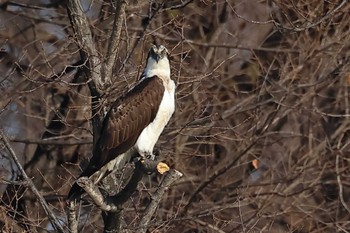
[0,0,349,232]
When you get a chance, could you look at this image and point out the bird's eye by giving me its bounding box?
[152,44,157,52]
[158,45,168,55]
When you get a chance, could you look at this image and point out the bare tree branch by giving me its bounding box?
[66,2,104,149]
[0,129,65,233]
[102,0,127,84]
[66,0,103,89]
[76,177,119,212]
[139,169,183,233]
[67,201,78,233]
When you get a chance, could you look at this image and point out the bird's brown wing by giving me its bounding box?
[81,76,165,178]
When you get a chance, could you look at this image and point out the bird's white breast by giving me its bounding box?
[134,78,175,156]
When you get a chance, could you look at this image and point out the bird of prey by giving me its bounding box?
[68,45,175,200]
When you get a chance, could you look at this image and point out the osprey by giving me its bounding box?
[68,45,175,200]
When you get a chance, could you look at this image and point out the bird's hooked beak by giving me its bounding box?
[155,54,160,63]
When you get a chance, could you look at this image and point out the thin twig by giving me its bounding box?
[0,129,65,233]
[160,0,194,11]
[10,137,92,145]
[335,152,350,214]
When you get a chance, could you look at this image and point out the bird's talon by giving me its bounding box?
[146,154,155,160]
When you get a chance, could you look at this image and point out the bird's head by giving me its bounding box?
[143,45,170,79]
[148,44,169,63]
